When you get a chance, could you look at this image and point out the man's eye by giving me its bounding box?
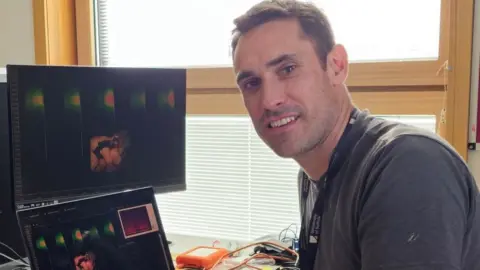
[242,78,261,91]
[279,65,297,76]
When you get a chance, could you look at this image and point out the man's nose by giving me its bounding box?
[261,78,286,110]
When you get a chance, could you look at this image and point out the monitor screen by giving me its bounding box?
[7,65,186,204]
[17,187,174,270]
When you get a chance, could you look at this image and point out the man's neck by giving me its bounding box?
[295,102,355,181]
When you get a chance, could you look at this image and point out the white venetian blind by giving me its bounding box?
[154,115,436,241]
[94,0,442,68]
[155,116,301,241]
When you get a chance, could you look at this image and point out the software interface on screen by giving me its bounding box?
[8,66,186,203]
[19,194,173,270]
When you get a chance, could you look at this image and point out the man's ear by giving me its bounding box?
[326,44,349,86]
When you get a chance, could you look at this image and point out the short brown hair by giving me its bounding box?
[231,0,335,69]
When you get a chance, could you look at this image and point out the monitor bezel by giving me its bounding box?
[0,67,15,210]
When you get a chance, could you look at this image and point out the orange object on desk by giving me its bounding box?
[176,246,230,269]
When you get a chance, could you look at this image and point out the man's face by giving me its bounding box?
[233,19,344,158]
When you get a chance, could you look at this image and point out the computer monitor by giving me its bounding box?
[7,65,186,205]
[0,67,27,264]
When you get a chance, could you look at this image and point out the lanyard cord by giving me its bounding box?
[298,108,360,268]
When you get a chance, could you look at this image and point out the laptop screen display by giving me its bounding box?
[17,188,174,270]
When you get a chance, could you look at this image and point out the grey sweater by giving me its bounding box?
[297,110,480,270]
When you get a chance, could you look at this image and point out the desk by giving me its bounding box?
[0,257,281,270]
[0,234,292,270]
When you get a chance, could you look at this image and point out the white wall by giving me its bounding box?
[0,0,35,66]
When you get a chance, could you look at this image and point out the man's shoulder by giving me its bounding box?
[387,122,457,154]
[360,115,463,165]
[349,118,480,270]
[358,117,479,202]
[352,116,476,193]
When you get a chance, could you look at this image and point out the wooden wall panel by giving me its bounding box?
[33,0,77,65]
[445,0,475,160]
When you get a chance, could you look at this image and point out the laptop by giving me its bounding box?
[16,187,175,270]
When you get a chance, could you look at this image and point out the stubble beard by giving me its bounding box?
[257,119,330,159]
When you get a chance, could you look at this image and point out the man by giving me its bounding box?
[231,0,480,269]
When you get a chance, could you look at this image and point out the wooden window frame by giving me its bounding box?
[32,0,474,159]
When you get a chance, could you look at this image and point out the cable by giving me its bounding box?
[210,241,298,270]
[0,241,29,264]
[278,224,298,239]
[278,223,298,243]
[289,223,298,236]
[0,252,30,267]
[278,229,296,241]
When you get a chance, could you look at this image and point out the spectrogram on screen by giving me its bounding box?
[104,221,115,236]
[55,233,65,246]
[89,226,99,238]
[131,90,146,109]
[65,89,81,111]
[98,88,115,111]
[26,89,45,111]
[72,228,83,242]
[36,236,47,250]
[158,89,175,109]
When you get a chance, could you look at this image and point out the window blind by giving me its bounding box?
[154,115,436,241]
[155,116,301,241]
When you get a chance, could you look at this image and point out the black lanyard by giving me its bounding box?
[298,108,360,269]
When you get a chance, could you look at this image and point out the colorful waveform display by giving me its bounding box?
[98,88,115,111]
[131,91,146,109]
[104,222,115,236]
[158,89,175,109]
[55,233,65,247]
[26,89,45,110]
[65,90,81,111]
[72,228,83,242]
[89,226,99,238]
[36,236,48,250]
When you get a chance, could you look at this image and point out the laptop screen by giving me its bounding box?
[16,187,174,270]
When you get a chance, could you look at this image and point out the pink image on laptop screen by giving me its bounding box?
[118,203,159,239]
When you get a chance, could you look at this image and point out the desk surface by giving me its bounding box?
[0,260,280,270]
[0,255,283,270]
[0,234,289,270]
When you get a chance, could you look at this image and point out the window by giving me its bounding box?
[95,0,442,68]
[155,115,436,241]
